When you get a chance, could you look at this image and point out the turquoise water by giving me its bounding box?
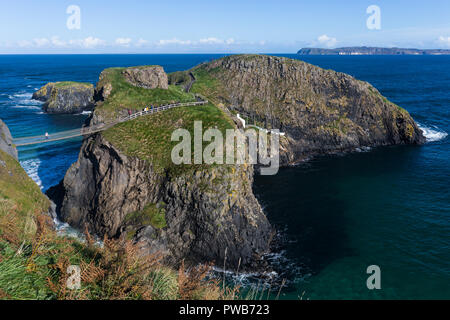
[0,54,448,299]
[256,55,450,299]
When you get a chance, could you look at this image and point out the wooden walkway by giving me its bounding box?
[13,100,208,147]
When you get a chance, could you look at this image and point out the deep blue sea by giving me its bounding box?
[0,54,448,299]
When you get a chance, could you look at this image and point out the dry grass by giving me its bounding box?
[0,198,237,300]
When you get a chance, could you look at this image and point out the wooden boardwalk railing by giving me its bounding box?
[13,100,208,147]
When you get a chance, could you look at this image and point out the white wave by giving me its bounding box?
[20,158,43,189]
[77,110,92,115]
[19,99,43,106]
[13,92,32,98]
[53,218,103,246]
[211,266,278,288]
[11,104,41,110]
[418,124,448,142]
[355,146,372,153]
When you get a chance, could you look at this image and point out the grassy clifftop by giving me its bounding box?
[102,103,234,174]
[0,149,229,300]
[180,54,424,158]
[94,67,198,120]
[0,149,50,218]
[95,65,235,174]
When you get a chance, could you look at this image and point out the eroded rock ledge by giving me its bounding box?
[33,82,94,114]
[48,55,426,272]
[48,134,272,270]
[189,55,426,164]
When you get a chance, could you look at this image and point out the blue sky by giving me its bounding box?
[0,0,449,53]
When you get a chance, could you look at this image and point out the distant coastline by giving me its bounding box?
[298,46,450,55]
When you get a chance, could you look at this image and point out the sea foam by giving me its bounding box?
[20,158,43,189]
[418,124,448,142]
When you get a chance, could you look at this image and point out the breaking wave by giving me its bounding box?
[418,124,448,142]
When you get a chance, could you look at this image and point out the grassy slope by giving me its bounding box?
[52,81,93,88]
[102,103,234,174]
[98,66,235,174]
[94,67,198,120]
[0,150,226,300]
[0,149,49,217]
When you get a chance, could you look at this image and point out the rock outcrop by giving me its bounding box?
[122,66,169,90]
[48,134,271,269]
[0,119,55,219]
[0,119,18,160]
[48,55,427,272]
[33,82,94,114]
[298,47,450,55]
[189,55,425,164]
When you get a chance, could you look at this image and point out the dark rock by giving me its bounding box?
[0,119,18,160]
[49,134,271,270]
[122,66,169,90]
[298,47,450,55]
[33,82,94,114]
[192,55,425,165]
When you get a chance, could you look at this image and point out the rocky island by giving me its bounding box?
[298,46,450,55]
[33,81,94,114]
[0,118,228,299]
[0,54,426,299]
[47,54,425,272]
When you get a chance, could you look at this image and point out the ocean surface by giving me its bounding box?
[0,54,448,299]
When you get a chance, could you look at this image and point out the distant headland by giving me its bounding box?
[297,47,450,55]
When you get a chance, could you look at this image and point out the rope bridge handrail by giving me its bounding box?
[13,100,208,147]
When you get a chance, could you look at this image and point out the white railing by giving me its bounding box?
[13,100,208,146]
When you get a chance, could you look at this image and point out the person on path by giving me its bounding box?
[45,132,49,140]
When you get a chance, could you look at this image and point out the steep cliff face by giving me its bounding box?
[122,66,169,90]
[0,119,18,160]
[0,119,53,219]
[49,133,271,269]
[33,82,94,114]
[189,55,425,164]
[49,55,426,271]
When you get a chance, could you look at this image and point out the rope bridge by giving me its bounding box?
[13,100,208,147]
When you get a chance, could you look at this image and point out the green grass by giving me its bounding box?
[0,242,53,299]
[168,71,192,86]
[52,81,92,88]
[0,149,49,218]
[102,103,234,174]
[125,203,167,229]
[190,67,225,104]
[94,67,197,120]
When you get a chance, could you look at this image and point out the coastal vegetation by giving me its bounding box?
[102,102,234,174]
[2,54,427,300]
[0,120,234,300]
[94,67,197,120]
[32,81,94,114]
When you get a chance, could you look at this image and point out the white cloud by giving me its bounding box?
[33,38,50,47]
[69,37,106,48]
[17,40,32,47]
[51,36,67,47]
[136,38,148,47]
[115,38,132,47]
[199,37,224,44]
[317,34,337,48]
[157,37,236,47]
[157,38,193,46]
[438,36,450,48]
